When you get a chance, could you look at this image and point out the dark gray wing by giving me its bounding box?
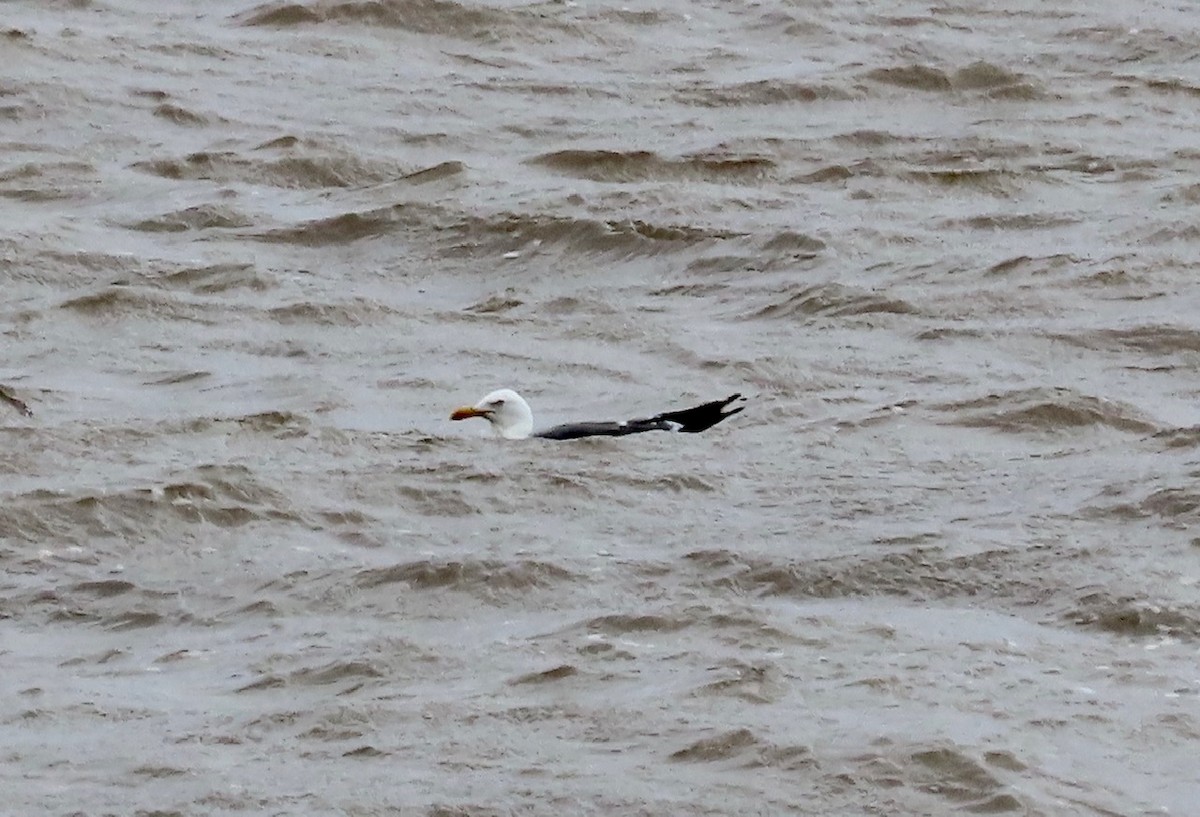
[533,394,745,441]
[534,418,676,440]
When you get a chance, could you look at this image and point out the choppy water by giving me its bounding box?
[3,0,1200,814]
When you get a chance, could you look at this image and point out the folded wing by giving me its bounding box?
[534,393,745,441]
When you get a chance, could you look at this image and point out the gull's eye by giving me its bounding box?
[490,399,506,407]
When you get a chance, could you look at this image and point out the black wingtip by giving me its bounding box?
[656,392,748,433]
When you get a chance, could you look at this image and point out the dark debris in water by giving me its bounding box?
[0,385,33,417]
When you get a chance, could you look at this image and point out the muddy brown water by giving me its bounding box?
[3,1,1200,814]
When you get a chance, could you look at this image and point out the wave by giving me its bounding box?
[668,726,815,770]
[762,230,826,254]
[685,546,1038,607]
[267,298,397,325]
[354,558,577,596]
[902,167,1023,196]
[0,160,100,202]
[1066,595,1200,638]
[238,659,385,694]
[452,212,742,259]
[685,546,1200,641]
[156,263,272,294]
[1068,324,1200,356]
[943,212,1080,230]
[54,261,273,311]
[685,547,988,601]
[152,103,209,127]
[744,282,916,321]
[1138,487,1200,520]
[848,744,1027,813]
[984,254,1077,277]
[670,728,761,762]
[582,613,689,634]
[1154,427,1200,449]
[793,164,857,183]
[71,579,137,598]
[528,149,775,184]
[0,465,303,546]
[252,197,737,257]
[601,472,718,493]
[236,0,578,43]
[865,61,1041,98]
[59,286,213,324]
[126,205,253,233]
[935,387,1160,435]
[14,575,184,632]
[132,145,411,189]
[674,80,852,107]
[867,64,955,92]
[251,202,449,245]
[692,658,786,705]
[507,664,578,685]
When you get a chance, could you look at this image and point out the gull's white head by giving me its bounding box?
[450,388,534,439]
